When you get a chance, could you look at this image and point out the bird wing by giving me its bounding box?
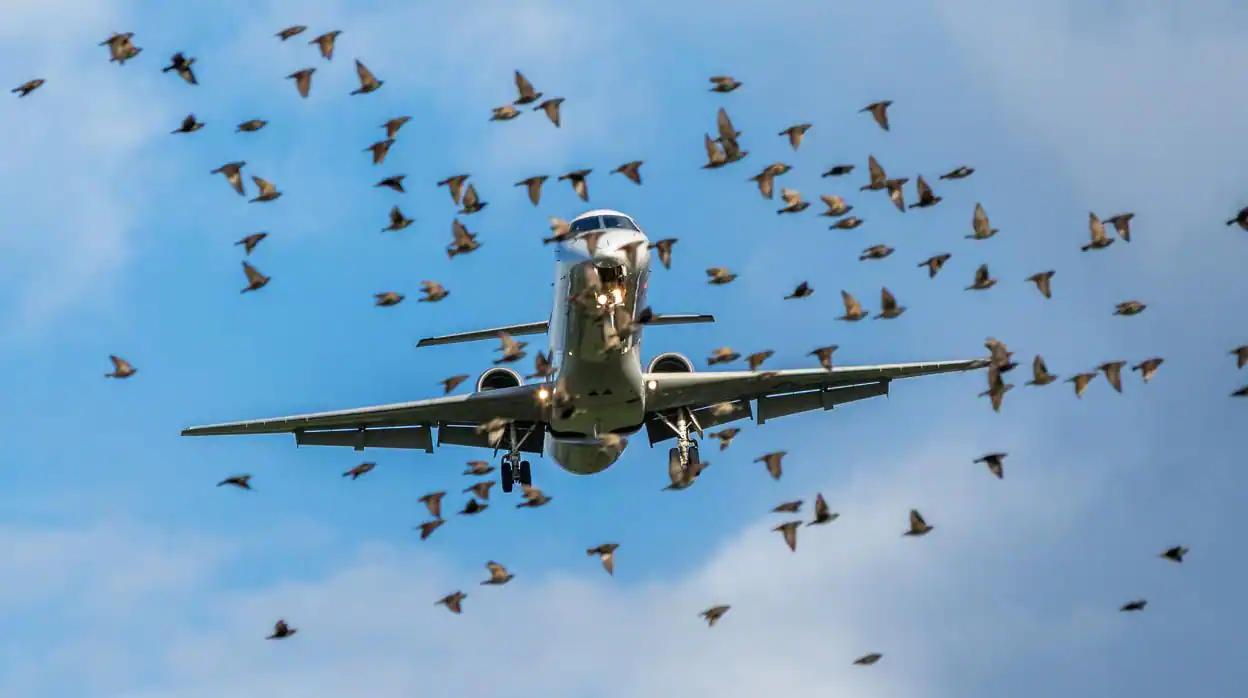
[867,156,884,184]
[716,108,737,143]
[515,70,536,99]
[355,60,377,86]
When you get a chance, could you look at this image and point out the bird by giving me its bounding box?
[284,66,316,98]
[778,123,812,150]
[211,161,246,195]
[1027,355,1058,386]
[436,591,466,614]
[351,60,383,94]
[709,75,743,92]
[1232,346,1248,369]
[376,175,406,193]
[234,232,267,255]
[309,30,341,60]
[495,332,528,364]
[1068,371,1097,398]
[419,281,449,303]
[586,543,619,575]
[822,164,855,177]
[1082,212,1114,251]
[100,32,141,64]
[11,79,45,97]
[515,175,548,206]
[910,176,941,208]
[527,351,554,380]
[706,267,738,285]
[860,155,888,191]
[463,481,494,501]
[463,460,494,476]
[904,509,933,536]
[364,139,394,165]
[419,491,446,519]
[416,519,444,540]
[755,451,786,481]
[491,104,521,121]
[838,290,868,321]
[918,253,951,278]
[1160,545,1189,563]
[859,244,893,261]
[966,264,997,291]
[810,345,838,370]
[785,281,814,299]
[770,501,802,515]
[854,653,883,666]
[240,261,270,293]
[459,498,488,516]
[611,160,644,185]
[968,203,998,240]
[481,561,514,585]
[458,184,487,214]
[750,163,791,199]
[830,216,863,230]
[534,97,564,127]
[885,178,909,212]
[171,113,205,134]
[939,166,974,180]
[1226,207,1248,230]
[1234,385,1248,397]
[707,347,741,365]
[708,428,740,451]
[249,176,281,203]
[266,619,297,639]
[104,355,137,378]
[558,169,592,201]
[700,605,731,627]
[447,219,481,258]
[980,367,1014,412]
[437,174,471,204]
[773,521,801,552]
[276,25,306,41]
[649,239,677,269]
[516,485,553,509]
[860,100,892,130]
[808,493,838,525]
[1026,271,1055,299]
[161,52,197,84]
[343,462,375,479]
[777,188,809,214]
[1114,300,1147,316]
[441,374,469,394]
[513,70,542,104]
[747,350,774,371]
[217,474,251,490]
[1099,360,1127,393]
[236,119,267,133]
[382,205,413,232]
[1133,358,1164,383]
[1120,599,1147,612]
[975,452,1008,479]
[818,195,852,217]
[877,287,905,319]
[1104,213,1135,241]
[715,108,746,155]
[381,116,411,139]
[374,292,404,307]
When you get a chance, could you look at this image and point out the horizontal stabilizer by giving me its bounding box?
[644,313,715,327]
[416,321,549,347]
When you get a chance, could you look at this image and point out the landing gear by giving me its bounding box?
[499,454,532,493]
[519,460,532,487]
[661,407,703,482]
[501,456,515,493]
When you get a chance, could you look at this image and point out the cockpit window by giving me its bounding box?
[570,216,600,233]
[599,215,638,231]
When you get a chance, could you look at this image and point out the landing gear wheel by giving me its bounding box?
[688,443,701,467]
[501,460,514,493]
[519,461,532,487]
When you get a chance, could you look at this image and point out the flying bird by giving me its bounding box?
[830,216,863,230]
[458,184,487,214]
[747,350,774,371]
[558,169,592,201]
[161,52,197,84]
[611,160,644,185]
[1114,300,1146,316]
[416,519,444,540]
[276,25,306,41]
[1104,213,1135,241]
[1099,360,1127,393]
[495,332,528,364]
[236,119,267,132]
[1026,355,1057,386]
[516,485,552,509]
[419,491,446,519]
[376,175,406,193]
[785,281,814,299]
[105,355,136,379]
[778,123,811,150]
[515,175,548,206]
[709,75,742,92]
[1120,599,1147,612]
[755,451,786,480]
[1026,270,1055,299]
[342,462,375,479]
[649,239,677,269]
[171,113,205,134]
[708,428,740,451]
[1132,358,1164,383]
[700,605,731,627]
[939,166,974,180]
[859,244,893,261]
[249,176,281,203]
[810,345,838,370]
[974,452,1008,479]
[437,174,471,204]
[773,521,801,552]
[419,280,449,303]
[707,347,741,365]
[463,460,494,476]
[904,509,933,536]
[877,287,905,319]
[777,188,809,214]
[491,104,521,121]
[885,178,908,212]
[100,32,141,64]
[217,474,251,490]
[860,100,892,131]
[240,261,270,293]
[234,232,267,255]
[750,162,791,199]
[441,374,469,394]
[773,500,802,514]
[382,205,413,232]
[266,619,297,639]
[837,290,868,321]
[910,176,941,208]
[1159,545,1189,563]
[1231,345,1248,369]
[1068,371,1097,398]
[535,97,564,126]
[464,480,494,501]
[1226,207,1248,230]
[965,264,997,291]
[860,155,887,191]
[808,493,838,525]
[11,79,45,97]
[1083,212,1114,251]
[706,267,738,285]
[448,219,482,258]
[919,253,951,278]
[310,30,341,60]
[381,116,411,139]
[481,561,514,585]
[350,60,383,94]
[374,291,404,307]
[459,498,488,516]
[968,203,998,240]
[211,161,246,195]
[436,591,466,614]
[513,70,543,104]
[586,543,619,576]
[364,138,394,165]
[854,653,883,666]
[822,164,855,177]
[819,195,852,217]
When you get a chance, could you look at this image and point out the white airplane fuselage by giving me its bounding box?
[542,209,652,474]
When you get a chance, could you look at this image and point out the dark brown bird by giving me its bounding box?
[968,203,998,240]
[773,521,801,552]
[1133,357,1164,383]
[351,60,383,95]
[495,332,528,365]
[918,253,951,278]
[755,451,786,480]
[559,169,592,201]
[1114,300,1147,316]
[809,493,838,525]
[965,264,997,291]
[747,350,774,371]
[909,175,941,208]
[309,30,341,60]
[381,116,411,139]
[514,175,548,206]
[707,428,740,452]
[700,605,731,627]
[611,160,644,185]
[860,155,888,191]
[419,491,446,519]
[860,100,892,131]
[1026,270,1055,299]
[810,345,838,370]
[587,543,619,575]
[819,195,852,217]
[773,500,802,514]
[1226,207,1248,230]
[481,561,514,585]
[458,184,487,214]
[980,366,1014,412]
[343,462,375,479]
[236,119,267,133]
[463,480,494,501]
[240,261,270,293]
[1026,355,1057,386]
[171,113,205,134]
[877,287,905,319]
[440,374,469,394]
[649,238,677,269]
[12,79,45,97]
[859,244,893,261]
[266,619,297,639]
[162,52,197,84]
[706,267,737,285]
[463,460,494,476]
[707,347,741,366]
[904,509,933,536]
[709,75,743,92]
[513,70,543,104]
[217,474,251,490]
[940,165,974,180]
[1120,599,1147,612]
[885,178,909,212]
[448,219,481,258]
[104,355,137,379]
[1234,385,1248,397]
[1104,213,1134,242]
[785,281,814,299]
[491,104,521,121]
[365,138,394,165]
[854,653,883,666]
[276,25,306,41]
[1082,212,1114,251]
[211,161,246,195]
[419,280,449,303]
[416,519,444,540]
[376,175,406,193]
[1232,346,1248,369]
[750,162,791,199]
[437,174,471,204]
[1160,545,1189,563]
[249,176,281,203]
[1100,360,1127,393]
[838,290,868,321]
[374,291,404,307]
[777,188,810,214]
[830,216,863,230]
[382,205,413,232]
[100,33,141,64]
[822,164,855,177]
[234,232,267,255]
[974,452,1007,479]
[778,123,812,150]
[1068,371,1096,398]
[436,591,465,613]
[527,351,554,379]
[534,97,564,127]
[516,485,552,509]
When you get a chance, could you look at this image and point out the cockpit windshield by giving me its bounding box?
[599,215,638,231]
[570,216,600,233]
[568,214,639,234]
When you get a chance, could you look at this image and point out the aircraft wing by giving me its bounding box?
[643,359,987,434]
[182,383,546,453]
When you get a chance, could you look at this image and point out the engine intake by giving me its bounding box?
[477,367,523,392]
[647,352,694,374]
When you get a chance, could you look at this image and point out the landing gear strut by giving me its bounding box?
[659,407,703,477]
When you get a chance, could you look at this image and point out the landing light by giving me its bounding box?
[647,380,657,390]
[537,387,551,401]
[596,293,609,305]
[611,288,624,304]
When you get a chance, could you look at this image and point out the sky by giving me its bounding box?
[2,0,1247,696]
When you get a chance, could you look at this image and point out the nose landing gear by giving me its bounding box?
[500,454,533,493]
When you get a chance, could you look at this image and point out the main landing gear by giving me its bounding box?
[500,454,532,494]
[659,406,703,482]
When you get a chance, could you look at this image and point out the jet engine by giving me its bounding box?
[476,367,523,392]
[647,352,694,374]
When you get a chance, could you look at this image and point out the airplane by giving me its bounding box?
[182,209,987,493]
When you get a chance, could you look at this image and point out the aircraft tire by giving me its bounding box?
[519,460,532,486]
[501,461,514,493]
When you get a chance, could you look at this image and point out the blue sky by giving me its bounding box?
[2,1,1247,696]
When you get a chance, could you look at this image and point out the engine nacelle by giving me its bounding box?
[477,367,523,392]
[647,352,694,374]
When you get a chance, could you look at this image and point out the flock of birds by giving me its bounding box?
[12,22,1248,665]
